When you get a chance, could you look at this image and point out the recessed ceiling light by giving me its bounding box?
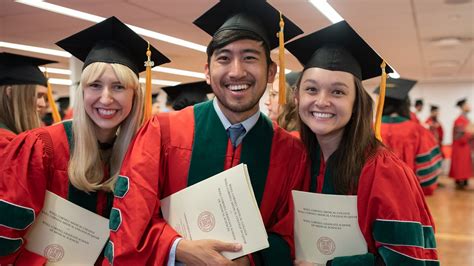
[430,37,463,47]
[430,60,460,68]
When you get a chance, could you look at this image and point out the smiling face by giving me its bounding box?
[205,38,276,123]
[297,67,356,142]
[83,64,134,141]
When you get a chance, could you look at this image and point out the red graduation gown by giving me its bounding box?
[313,147,439,265]
[449,114,473,180]
[381,116,442,195]
[0,122,111,265]
[107,105,310,265]
[0,127,16,153]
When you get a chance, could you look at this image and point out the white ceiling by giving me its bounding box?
[1,0,473,95]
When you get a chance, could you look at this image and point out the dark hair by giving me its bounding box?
[382,97,410,119]
[415,99,423,107]
[206,29,273,67]
[297,76,381,194]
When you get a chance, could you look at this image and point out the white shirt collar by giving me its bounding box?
[212,98,260,133]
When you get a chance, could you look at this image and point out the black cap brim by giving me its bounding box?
[56,16,170,74]
[0,52,57,87]
[193,0,303,50]
[373,78,417,100]
[286,21,393,80]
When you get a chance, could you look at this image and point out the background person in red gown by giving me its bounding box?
[449,98,474,189]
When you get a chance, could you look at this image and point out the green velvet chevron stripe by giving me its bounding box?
[109,208,122,232]
[415,147,441,164]
[416,161,442,177]
[378,246,440,266]
[422,226,437,249]
[0,200,35,230]
[332,253,375,266]
[373,220,436,248]
[0,237,23,256]
[104,240,114,265]
[114,175,130,198]
[420,174,439,187]
[381,116,409,124]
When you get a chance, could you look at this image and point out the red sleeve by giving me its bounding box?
[357,149,438,264]
[105,116,180,265]
[0,129,52,265]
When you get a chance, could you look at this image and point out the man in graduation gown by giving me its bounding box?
[449,98,474,188]
[106,1,309,265]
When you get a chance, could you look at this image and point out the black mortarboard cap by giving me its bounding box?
[286,21,393,80]
[430,105,439,112]
[373,78,417,100]
[285,71,301,88]
[456,98,467,107]
[56,16,170,75]
[193,0,303,50]
[0,52,57,87]
[162,81,212,111]
[152,92,159,103]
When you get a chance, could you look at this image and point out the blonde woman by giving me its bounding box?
[0,53,55,150]
[0,17,170,265]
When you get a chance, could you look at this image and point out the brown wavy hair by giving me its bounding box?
[297,76,381,194]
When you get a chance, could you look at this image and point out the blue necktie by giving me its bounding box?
[228,124,246,147]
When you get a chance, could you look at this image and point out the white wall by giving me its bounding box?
[409,81,474,145]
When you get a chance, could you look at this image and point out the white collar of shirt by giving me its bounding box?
[212,98,260,134]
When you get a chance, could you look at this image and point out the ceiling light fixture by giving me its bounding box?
[39,67,71,75]
[308,0,344,23]
[15,0,207,52]
[430,37,463,47]
[48,78,72,86]
[15,0,294,73]
[0,41,71,57]
[1,41,203,80]
[139,78,180,86]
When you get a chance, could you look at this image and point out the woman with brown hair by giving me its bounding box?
[287,21,438,266]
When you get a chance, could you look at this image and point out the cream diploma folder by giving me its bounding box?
[292,191,367,265]
[25,190,109,265]
[161,164,269,259]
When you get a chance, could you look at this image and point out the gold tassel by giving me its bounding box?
[278,11,286,105]
[374,61,387,142]
[143,41,154,122]
[44,70,61,123]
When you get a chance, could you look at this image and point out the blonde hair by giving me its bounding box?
[0,84,41,134]
[68,62,144,192]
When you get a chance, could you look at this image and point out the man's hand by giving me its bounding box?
[176,239,242,265]
[232,255,250,266]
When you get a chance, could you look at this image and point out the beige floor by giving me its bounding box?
[425,176,474,266]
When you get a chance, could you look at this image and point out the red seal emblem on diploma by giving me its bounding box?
[317,236,336,255]
[44,244,65,262]
[197,211,216,232]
